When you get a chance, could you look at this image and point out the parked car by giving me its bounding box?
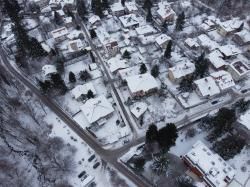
[78,170,86,178]
[93,162,100,169]
[88,154,95,162]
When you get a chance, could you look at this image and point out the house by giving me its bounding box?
[237,109,250,144]
[155,34,171,49]
[126,73,159,97]
[168,62,195,83]
[110,2,125,16]
[197,34,219,51]
[49,0,75,10]
[207,50,227,69]
[67,39,85,53]
[184,38,200,50]
[51,27,68,42]
[88,15,101,26]
[182,141,235,187]
[217,19,244,36]
[63,17,73,28]
[80,95,114,125]
[67,30,84,40]
[89,63,98,71]
[124,1,138,14]
[107,56,129,73]
[217,45,241,59]
[210,71,235,91]
[119,14,139,29]
[55,9,65,17]
[228,61,250,81]
[32,0,49,9]
[130,102,147,119]
[194,76,220,98]
[156,2,176,24]
[118,66,139,80]
[138,35,156,45]
[71,83,96,101]
[200,19,216,31]
[42,65,57,79]
[135,25,157,36]
[232,29,250,46]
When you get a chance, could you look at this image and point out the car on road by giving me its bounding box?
[241,89,249,94]
[93,162,100,169]
[88,154,95,162]
[211,100,219,105]
[78,170,86,178]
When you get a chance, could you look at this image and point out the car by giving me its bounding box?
[211,100,218,105]
[78,170,86,178]
[241,89,248,94]
[93,162,100,169]
[88,154,95,162]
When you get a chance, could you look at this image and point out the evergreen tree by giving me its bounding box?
[121,0,126,6]
[87,89,94,99]
[151,154,169,176]
[55,57,65,73]
[51,73,67,93]
[90,51,95,63]
[122,50,131,59]
[164,40,172,59]
[29,38,48,58]
[133,157,145,172]
[157,123,178,152]
[143,0,152,10]
[54,11,63,25]
[140,63,147,74]
[146,8,152,22]
[80,70,91,82]
[92,0,103,18]
[151,65,159,78]
[194,53,209,78]
[175,12,185,31]
[69,71,76,83]
[102,0,110,9]
[90,29,97,38]
[178,75,194,92]
[233,98,250,114]
[146,124,158,144]
[77,0,87,19]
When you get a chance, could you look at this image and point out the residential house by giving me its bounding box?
[124,2,138,14]
[49,0,75,10]
[194,76,220,98]
[33,0,49,9]
[217,19,244,36]
[135,25,157,36]
[217,45,241,59]
[168,62,195,83]
[42,65,57,79]
[233,29,250,46]
[110,2,125,16]
[182,141,235,187]
[63,17,73,28]
[88,15,101,27]
[51,27,68,42]
[197,34,219,52]
[184,38,200,50]
[210,70,235,92]
[119,14,139,29]
[71,83,96,101]
[156,1,176,24]
[207,50,227,70]
[237,110,250,144]
[107,56,129,74]
[228,61,250,81]
[155,34,171,49]
[80,95,114,125]
[67,30,84,40]
[130,102,148,119]
[126,73,159,97]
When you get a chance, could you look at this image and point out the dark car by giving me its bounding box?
[88,154,95,162]
[241,89,248,94]
[93,162,100,169]
[211,100,218,105]
[78,170,86,178]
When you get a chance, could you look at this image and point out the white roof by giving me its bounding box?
[207,50,226,69]
[41,42,51,52]
[218,19,243,33]
[184,38,200,48]
[157,4,175,20]
[234,29,250,43]
[49,0,75,6]
[197,34,219,50]
[138,35,156,45]
[110,2,124,12]
[229,61,250,76]
[80,95,114,124]
[88,15,101,25]
[71,83,96,99]
[63,17,72,23]
[68,39,85,52]
[118,66,139,80]
[67,30,83,40]
[125,2,138,12]
[238,109,250,130]
[56,9,65,16]
[194,76,220,97]
[210,70,235,91]
[126,73,159,94]
[131,102,147,118]
[42,65,57,76]
[135,25,156,35]
[185,141,235,187]
[107,56,129,73]
[119,14,139,28]
[89,63,98,70]
[169,62,195,79]
[155,34,171,46]
[218,45,241,57]
[95,26,116,45]
[51,27,68,39]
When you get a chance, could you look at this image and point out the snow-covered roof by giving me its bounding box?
[67,30,83,40]
[110,2,124,12]
[210,70,235,91]
[118,66,139,80]
[1,23,13,40]
[95,26,116,45]
[218,45,241,57]
[119,14,139,28]
[197,34,219,50]
[71,83,96,99]
[49,0,75,6]
[157,3,175,20]
[88,15,101,25]
[41,42,51,53]
[229,61,250,76]
[51,27,68,39]
[155,34,171,46]
[169,62,195,79]
[207,50,226,69]
[80,95,114,124]
[63,16,72,23]
[125,1,138,12]
[218,19,243,33]
[194,76,220,97]
[42,65,57,77]
[185,141,235,187]
[131,102,147,118]
[89,63,98,71]
[238,109,250,130]
[68,39,85,52]
[234,29,250,43]
[135,25,156,35]
[126,73,159,94]
[138,35,156,45]
[56,9,65,16]
[107,56,129,73]
[184,38,200,48]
